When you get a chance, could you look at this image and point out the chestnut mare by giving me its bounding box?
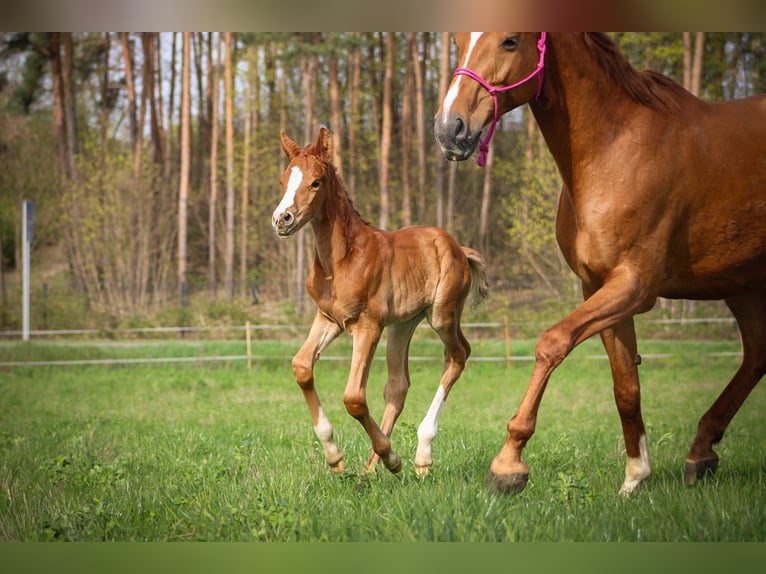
[435,32,766,495]
[272,128,489,476]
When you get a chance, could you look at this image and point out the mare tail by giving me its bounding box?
[462,247,490,308]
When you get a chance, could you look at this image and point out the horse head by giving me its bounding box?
[272,127,334,237]
[434,32,546,165]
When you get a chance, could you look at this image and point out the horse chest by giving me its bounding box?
[308,272,368,328]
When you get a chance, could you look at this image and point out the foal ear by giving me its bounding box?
[317,127,333,162]
[280,131,301,160]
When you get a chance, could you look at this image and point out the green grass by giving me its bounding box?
[0,336,764,541]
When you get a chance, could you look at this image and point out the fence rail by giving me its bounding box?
[0,317,741,369]
[0,317,737,339]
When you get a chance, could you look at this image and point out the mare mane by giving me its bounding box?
[582,32,684,112]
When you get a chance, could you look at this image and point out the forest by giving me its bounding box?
[1,32,764,328]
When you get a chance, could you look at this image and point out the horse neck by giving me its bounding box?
[529,33,636,186]
[310,169,362,272]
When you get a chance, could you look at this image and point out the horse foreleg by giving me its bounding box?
[292,311,344,472]
[415,321,470,476]
[365,317,421,473]
[344,321,402,473]
[600,318,650,495]
[685,290,766,484]
[487,269,650,495]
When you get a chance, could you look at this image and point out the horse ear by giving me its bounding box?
[281,131,301,160]
[317,127,333,162]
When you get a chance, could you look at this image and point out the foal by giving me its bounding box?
[272,128,489,475]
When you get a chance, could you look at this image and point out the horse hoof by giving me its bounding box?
[415,464,432,478]
[485,470,528,494]
[684,457,718,485]
[385,453,402,474]
[329,458,345,474]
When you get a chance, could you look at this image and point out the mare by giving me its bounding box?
[272,128,489,476]
[435,32,766,494]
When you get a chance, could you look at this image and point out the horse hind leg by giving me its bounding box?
[685,289,766,485]
[365,317,421,473]
[415,310,470,476]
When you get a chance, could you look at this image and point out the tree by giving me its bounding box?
[178,32,191,302]
[378,32,394,230]
[224,32,235,299]
[683,32,705,96]
[209,32,221,294]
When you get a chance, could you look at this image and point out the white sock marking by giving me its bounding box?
[620,434,651,495]
[416,385,446,468]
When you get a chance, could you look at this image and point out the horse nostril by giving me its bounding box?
[282,212,293,225]
[454,116,465,139]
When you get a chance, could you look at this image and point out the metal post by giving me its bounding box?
[22,200,33,341]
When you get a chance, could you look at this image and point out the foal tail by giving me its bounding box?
[462,247,490,308]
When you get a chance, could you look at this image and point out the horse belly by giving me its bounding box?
[663,208,766,299]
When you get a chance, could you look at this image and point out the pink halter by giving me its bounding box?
[452,32,547,167]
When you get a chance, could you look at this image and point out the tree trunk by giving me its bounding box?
[692,32,705,97]
[435,32,450,229]
[178,32,191,303]
[49,32,68,180]
[61,32,79,180]
[379,32,394,230]
[120,33,137,159]
[224,32,236,299]
[400,33,414,227]
[99,32,110,170]
[347,33,361,200]
[240,45,254,300]
[683,32,705,96]
[413,33,428,223]
[165,32,176,180]
[328,45,344,179]
[133,34,147,180]
[479,140,494,256]
[295,38,319,317]
[209,33,221,294]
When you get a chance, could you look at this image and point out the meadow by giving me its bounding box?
[1,334,764,542]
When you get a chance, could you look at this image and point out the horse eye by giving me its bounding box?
[501,35,519,51]
[311,180,320,188]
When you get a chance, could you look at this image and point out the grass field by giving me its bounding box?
[1,335,764,541]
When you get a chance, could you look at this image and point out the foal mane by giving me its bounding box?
[582,33,683,113]
[306,142,371,254]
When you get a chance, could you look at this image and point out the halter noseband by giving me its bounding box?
[452,32,547,167]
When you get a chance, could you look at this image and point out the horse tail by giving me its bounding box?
[462,246,490,308]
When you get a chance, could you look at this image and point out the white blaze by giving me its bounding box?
[272,166,304,224]
[440,32,484,124]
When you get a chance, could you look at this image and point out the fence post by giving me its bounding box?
[246,321,252,369]
[503,315,512,369]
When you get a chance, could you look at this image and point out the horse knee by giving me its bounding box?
[343,390,368,419]
[291,357,314,390]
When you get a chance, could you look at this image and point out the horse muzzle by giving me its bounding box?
[434,113,481,162]
[272,210,298,238]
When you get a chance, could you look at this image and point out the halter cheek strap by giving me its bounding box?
[452,32,547,167]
